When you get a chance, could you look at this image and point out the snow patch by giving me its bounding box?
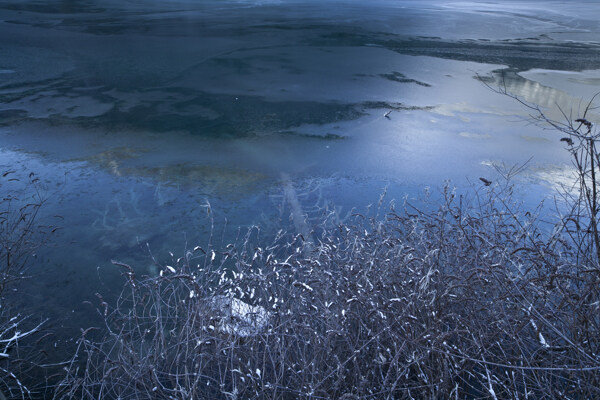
[208,295,271,337]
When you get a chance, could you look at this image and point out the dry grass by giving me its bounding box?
[54,179,600,399]
[0,172,51,399]
[9,88,600,399]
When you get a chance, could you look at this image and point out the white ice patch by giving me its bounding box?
[208,295,271,337]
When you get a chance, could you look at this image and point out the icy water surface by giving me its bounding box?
[1,0,600,340]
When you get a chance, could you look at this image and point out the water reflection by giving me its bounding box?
[492,70,600,121]
[1,0,600,363]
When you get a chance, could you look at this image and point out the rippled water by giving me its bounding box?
[1,0,600,341]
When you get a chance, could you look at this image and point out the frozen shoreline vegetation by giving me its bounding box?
[51,94,600,398]
[3,97,600,399]
[55,185,600,398]
[4,103,600,397]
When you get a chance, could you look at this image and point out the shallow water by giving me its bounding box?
[1,0,600,344]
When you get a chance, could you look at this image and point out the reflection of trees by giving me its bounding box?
[490,71,600,124]
[497,72,575,111]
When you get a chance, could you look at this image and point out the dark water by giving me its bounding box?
[1,0,600,350]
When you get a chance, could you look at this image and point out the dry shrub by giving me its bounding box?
[53,88,600,399]
[0,171,51,399]
[54,178,600,399]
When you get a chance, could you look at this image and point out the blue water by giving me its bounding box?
[1,0,599,340]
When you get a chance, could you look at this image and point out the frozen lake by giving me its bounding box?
[1,0,600,334]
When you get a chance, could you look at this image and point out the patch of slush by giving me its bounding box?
[459,132,491,139]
